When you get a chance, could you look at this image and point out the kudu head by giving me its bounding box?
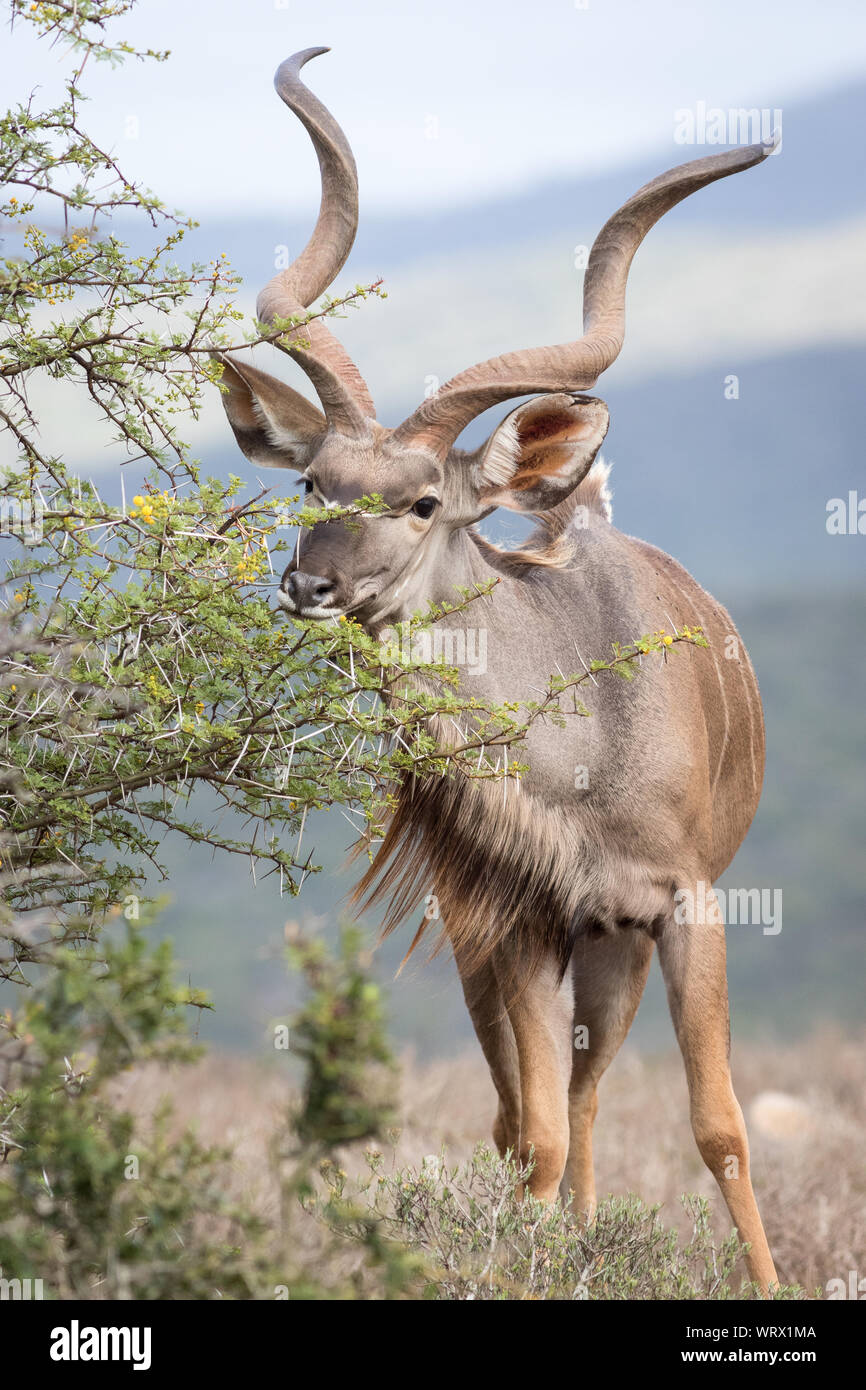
[217,48,775,626]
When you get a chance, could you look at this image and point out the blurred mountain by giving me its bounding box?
[600,345,865,597]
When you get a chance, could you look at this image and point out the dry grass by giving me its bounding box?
[115,1028,865,1296]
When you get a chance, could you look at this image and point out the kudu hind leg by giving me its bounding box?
[566,930,654,1216]
[658,916,778,1292]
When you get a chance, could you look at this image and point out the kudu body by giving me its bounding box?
[217,49,778,1289]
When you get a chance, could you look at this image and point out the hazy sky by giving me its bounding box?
[2,0,866,216]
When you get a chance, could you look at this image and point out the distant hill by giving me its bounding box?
[597,345,866,597]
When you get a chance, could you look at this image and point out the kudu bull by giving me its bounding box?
[216,49,778,1289]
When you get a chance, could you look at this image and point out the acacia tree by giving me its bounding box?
[0,0,537,954]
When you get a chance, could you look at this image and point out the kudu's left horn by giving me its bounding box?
[253,47,376,438]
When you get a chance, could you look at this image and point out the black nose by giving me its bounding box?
[285,571,337,610]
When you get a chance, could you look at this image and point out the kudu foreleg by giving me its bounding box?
[454,944,521,1159]
[658,914,778,1293]
[494,950,574,1201]
[566,930,654,1216]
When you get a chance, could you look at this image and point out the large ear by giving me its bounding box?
[474,394,609,513]
[213,354,327,470]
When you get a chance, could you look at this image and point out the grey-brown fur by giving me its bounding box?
[353,459,764,987]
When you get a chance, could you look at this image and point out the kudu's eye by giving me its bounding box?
[302,478,313,496]
[411,496,438,519]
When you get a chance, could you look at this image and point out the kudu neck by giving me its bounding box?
[426,524,505,609]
